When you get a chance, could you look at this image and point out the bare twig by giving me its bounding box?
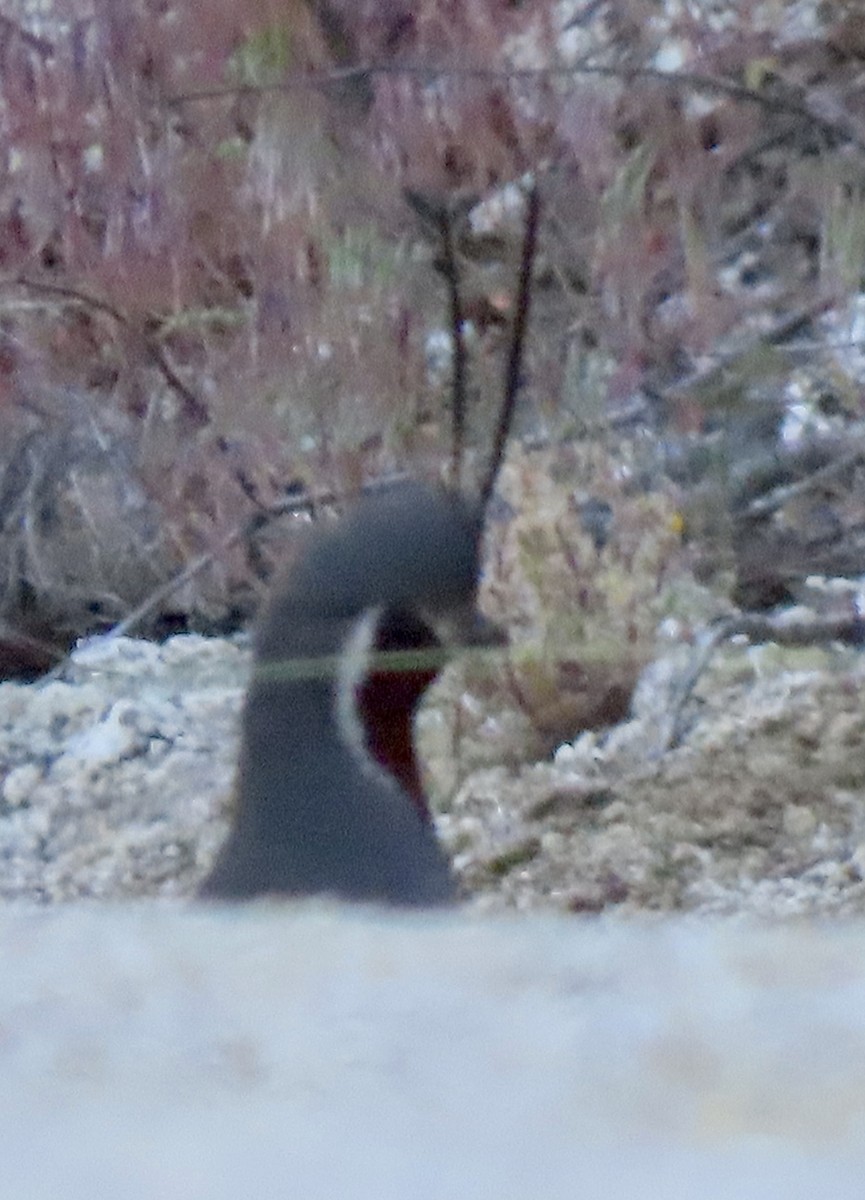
[436,204,468,491]
[0,16,54,58]
[663,610,865,750]
[479,184,540,512]
[743,442,865,519]
[168,61,865,156]
[43,472,425,679]
[14,277,211,429]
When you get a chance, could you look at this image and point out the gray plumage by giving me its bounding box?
[201,481,497,906]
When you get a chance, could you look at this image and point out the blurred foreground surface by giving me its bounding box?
[1,903,863,1199]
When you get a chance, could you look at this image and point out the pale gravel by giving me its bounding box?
[2,632,865,920]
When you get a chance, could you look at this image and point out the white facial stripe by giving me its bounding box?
[335,607,396,791]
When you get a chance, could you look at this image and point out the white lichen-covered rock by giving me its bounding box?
[2,629,865,918]
[0,634,248,900]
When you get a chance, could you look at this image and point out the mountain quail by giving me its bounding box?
[200,480,501,905]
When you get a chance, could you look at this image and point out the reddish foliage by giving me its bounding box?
[0,0,860,640]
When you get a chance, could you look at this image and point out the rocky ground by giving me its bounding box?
[1,624,864,922]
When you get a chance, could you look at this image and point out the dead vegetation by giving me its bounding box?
[0,2,863,730]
